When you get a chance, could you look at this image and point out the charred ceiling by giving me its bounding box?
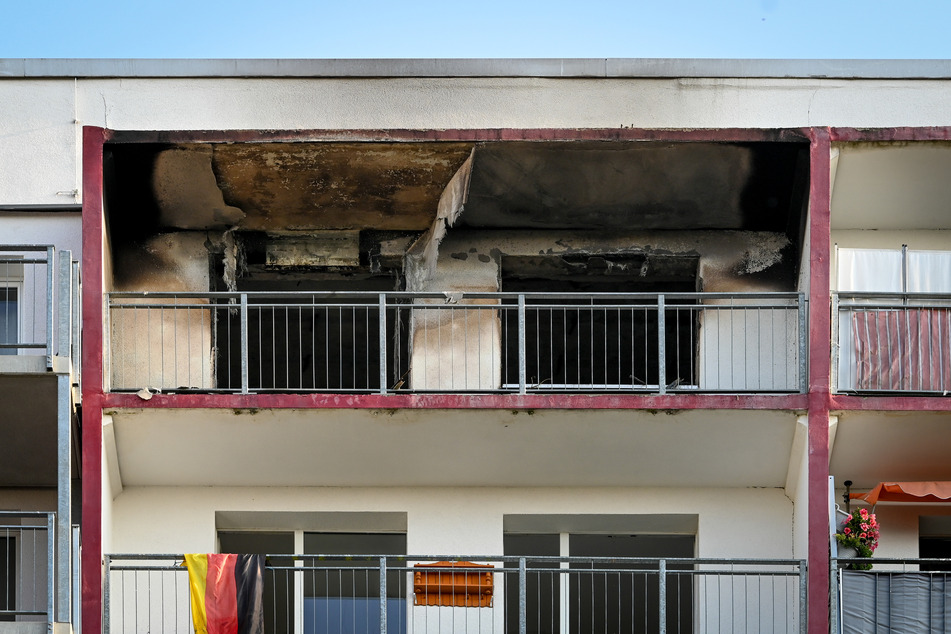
[461,141,807,233]
[102,138,808,292]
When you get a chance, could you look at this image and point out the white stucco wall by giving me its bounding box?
[0,214,82,257]
[108,485,793,557]
[3,75,951,205]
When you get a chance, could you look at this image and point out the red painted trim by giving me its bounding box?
[806,128,832,634]
[830,127,951,142]
[832,394,951,412]
[104,127,812,145]
[100,391,809,411]
[80,126,106,634]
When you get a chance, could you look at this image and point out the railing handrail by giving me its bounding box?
[835,290,951,304]
[0,510,56,518]
[835,556,951,565]
[108,290,804,301]
[106,552,805,567]
[0,244,56,251]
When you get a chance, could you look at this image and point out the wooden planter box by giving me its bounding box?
[413,561,494,608]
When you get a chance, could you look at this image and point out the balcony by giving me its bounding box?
[105,554,805,634]
[835,558,951,633]
[106,291,805,396]
[0,511,78,634]
[834,292,951,394]
[0,246,79,375]
[0,245,80,499]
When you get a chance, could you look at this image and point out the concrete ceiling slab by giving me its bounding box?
[461,142,805,231]
[212,142,475,231]
[107,407,798,489]
[830,410,951,489]
[831,143,951,230]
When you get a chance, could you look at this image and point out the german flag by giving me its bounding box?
[184,554,264,634]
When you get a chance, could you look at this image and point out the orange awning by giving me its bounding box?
[850,481,951,505]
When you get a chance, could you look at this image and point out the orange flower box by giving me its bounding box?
[413,561,494,608]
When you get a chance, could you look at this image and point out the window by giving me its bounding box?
[0,253,24,356]
[302,533,406,634]
[0,536,13,621]
[500,256,699,391]
[218,531,295,634]
[0,287,16,355]
[503,526,695,634]
[217,528,406,634]
[919,516,951,572]
[214,285,408,392]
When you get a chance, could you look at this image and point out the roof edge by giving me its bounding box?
[2,58,951,79]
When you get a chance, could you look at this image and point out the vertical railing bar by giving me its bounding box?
[379,294,388,394]
[45,246,55,368]
[657,295,666,394]
[829,293,837,394]
[56,251,71,360]
[239,294,249,394]
[46,511,55,625]
[379,556,387,634]
[658,558,666,634]
[103,554,111,634]
[71,526,81,634]
[800,293,809,393]
[800,560,808,634]
[518,557,527,634]
[71,262,81,385]
[518,295,527,394]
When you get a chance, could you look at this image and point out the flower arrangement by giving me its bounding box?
[836,507,879,570]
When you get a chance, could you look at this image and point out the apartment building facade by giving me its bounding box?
[2,58,951,633]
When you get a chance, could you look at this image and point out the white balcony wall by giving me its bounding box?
[698,305,800,392]
[108,486,794,559]
[0,215,82,258]
[409,247,501,391]
[108,233,214,391]
[109,297,213,391]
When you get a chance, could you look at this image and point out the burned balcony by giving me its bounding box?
[106,290,804,394]
[100,137,810,398]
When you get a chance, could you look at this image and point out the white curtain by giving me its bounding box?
[907,250,951,292]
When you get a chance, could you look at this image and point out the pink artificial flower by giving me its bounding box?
[861,523,869,531]
[859,532,867,539]
[860,508,869,519]
[843,527,851,535]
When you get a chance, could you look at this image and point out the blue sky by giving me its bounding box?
[3,0,949,59]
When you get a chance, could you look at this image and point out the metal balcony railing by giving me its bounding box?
[0,245,80,373]
[835,557,951,633]
[0,511,55,624]
[105,554,806,634]
[106,291,805,395]
[834,292,951,394]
